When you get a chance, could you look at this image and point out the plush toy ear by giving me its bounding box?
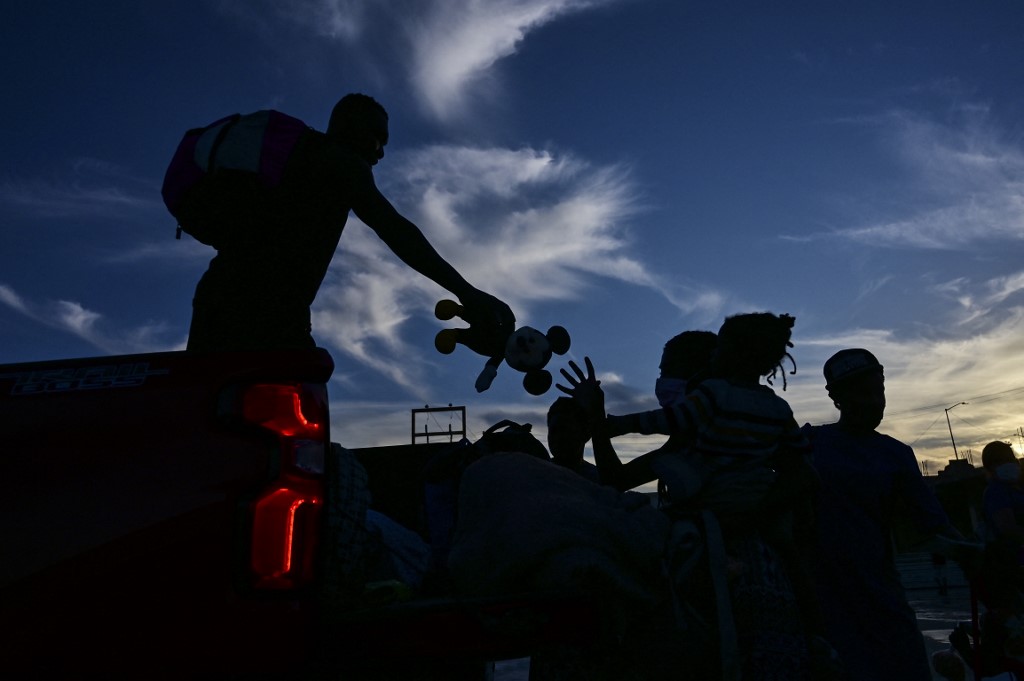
[435,329,459,354]
[545,326,571,356]
[523,370,553,396]
[435,299,464,322]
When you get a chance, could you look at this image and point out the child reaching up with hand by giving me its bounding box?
[559,312,841,681]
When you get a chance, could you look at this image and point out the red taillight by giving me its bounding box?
[242,383,324,440]
[250,474,323,589]
[241,383,327,590]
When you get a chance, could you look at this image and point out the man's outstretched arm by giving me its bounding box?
[353,186,515,335]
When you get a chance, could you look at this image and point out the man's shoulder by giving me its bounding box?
[285,131,375,196]
[802,423,908,445]
[871,429,913,453]
[803,424,910,460]
[292,130,370,170]
[801,421,833,438]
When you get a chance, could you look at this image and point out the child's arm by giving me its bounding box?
[558,357,659,490]
[604,387,709,439]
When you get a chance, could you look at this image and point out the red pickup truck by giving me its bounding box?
[0,348,595,679]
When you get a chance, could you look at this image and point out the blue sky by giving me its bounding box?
[3,1,1024,474]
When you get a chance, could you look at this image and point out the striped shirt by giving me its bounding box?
[606,378,809,470]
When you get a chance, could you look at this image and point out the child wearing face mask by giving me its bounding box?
[562,314,840,680]
[585,330,719,492]
[654,330,719,407]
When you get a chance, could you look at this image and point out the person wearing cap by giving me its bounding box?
[804,348,963,681]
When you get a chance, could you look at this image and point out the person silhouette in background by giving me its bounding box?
[805,348,966,681]
[953,440,1024,677]
[546,397,601,484]
[184,93,513,352]
[561,313,827,680]
[982,440,1024,547]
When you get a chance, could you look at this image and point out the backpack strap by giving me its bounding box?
[702,510,741,681]
[663,510,739,681]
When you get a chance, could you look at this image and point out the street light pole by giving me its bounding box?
[944,402,968,461]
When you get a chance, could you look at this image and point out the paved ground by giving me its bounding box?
[910,587,974,680]
[493,658,530,680]
[493,585,976,680]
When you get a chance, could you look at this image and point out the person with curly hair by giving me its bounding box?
[560,312,834,680]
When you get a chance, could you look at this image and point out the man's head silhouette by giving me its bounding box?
[328,93,389,166]
[823,349,886,432]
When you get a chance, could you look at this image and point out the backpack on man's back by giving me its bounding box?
[161,110,309,248]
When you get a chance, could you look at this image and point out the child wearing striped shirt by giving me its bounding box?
[560,312,840,679]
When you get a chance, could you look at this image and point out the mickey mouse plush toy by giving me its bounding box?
[434,299,571,395]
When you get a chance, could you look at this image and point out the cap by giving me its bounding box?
[823,348,883,388]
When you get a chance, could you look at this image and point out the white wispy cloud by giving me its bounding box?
[855,275,895,302]
[832,194,1024,249]
[98,238,212,265]
[986,271,1024,306]
[805,106,1024,249]
[283,0,368,40]
[405,0,615,121]
[0,157,160,219]
[929,270,1024,327]
[0,180,157,218]
[0,284,29,314]
[258,0,620,122]
[388,144,726,314]
[0,283,183,355]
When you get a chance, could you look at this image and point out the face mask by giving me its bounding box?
[655,377,689,407]
[996,462,1021,483]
